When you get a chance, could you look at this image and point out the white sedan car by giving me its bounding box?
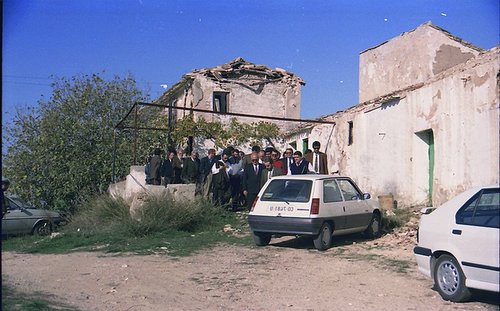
[414,185,499,302]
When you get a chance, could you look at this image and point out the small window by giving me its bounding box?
[348,121,353,146]
[213,92,229,114]
[456,188,500,228]
[323,180,343,202]
[337,179,362,201]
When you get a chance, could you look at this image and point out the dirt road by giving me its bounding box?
[2,233,498,311]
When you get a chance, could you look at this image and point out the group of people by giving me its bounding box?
[144,141,329,211]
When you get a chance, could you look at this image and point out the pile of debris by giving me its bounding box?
[186,57,305,89]
[377,209,421,250]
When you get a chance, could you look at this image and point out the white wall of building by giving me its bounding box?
[288,47,499,207]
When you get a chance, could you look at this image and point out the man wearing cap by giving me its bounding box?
[305,141,329,174]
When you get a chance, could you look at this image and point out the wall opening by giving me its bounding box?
[213,92,229,114]
[348,121,354,146]
[302,138,309,154]
[415,129,435,205]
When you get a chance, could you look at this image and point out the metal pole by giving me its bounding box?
[133,104,138,165]
[112,129,117,183]
[168,100,173,148]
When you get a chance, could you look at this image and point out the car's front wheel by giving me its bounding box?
[252,231,271,246]
[433,254,471,302]
[33,221,52,236]
[313,222,332,251]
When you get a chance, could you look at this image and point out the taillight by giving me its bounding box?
[250,196,259,212]
[310,198,320,215]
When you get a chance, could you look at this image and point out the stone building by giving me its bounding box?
[155,57,304,134]
[287,22,499,207]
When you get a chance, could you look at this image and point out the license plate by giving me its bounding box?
[269,206,294,212]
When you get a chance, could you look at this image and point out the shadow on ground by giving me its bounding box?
[269,233,369,250]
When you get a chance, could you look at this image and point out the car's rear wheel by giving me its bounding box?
[252,231,271,246]
[364,213,381,238]
[33,221,52,236]
[313,222,332,251]
[433,254,471,302]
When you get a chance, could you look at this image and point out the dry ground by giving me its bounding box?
[2,231,499,311]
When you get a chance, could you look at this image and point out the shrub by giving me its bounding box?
[67,194,234,237]
[381,207,413,231]
[65,194,132,234]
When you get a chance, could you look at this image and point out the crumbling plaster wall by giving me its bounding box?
[186,74,301,132]
[307,47,499,207]
[359,23,481,103]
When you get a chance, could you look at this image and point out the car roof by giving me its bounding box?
[438,184,498,210]
[267,175,350,181]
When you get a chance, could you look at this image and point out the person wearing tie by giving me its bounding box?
[305,141,329,174]
[161,151,176,186]
[242,152,265,211]
[260,157,284,188]
[281,148,294,175]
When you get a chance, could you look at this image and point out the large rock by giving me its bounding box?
[109,166,196,219]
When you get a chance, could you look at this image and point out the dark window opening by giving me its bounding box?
[213,92,229,114]
[348,121,354,146]
[456,188,499,228]
[302,138,309,154]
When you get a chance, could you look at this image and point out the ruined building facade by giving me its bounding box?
[156,57,304,134]
[287,22,499,207]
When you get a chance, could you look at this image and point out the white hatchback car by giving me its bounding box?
[248,175,382,251]
[414,185,499,302]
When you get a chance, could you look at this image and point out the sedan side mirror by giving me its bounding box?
[363,193,371,200]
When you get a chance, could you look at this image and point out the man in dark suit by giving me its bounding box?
[241,145,260,168]
[182,151,200,184]
[305,141,329,174]
[161,151,175,186]
[281,148,294,175]
[260,157,284,188]
[241,152,265,211]
[199,149,216,196]
[149,148,163,185]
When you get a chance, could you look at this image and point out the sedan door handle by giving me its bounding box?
[452,229,462,235]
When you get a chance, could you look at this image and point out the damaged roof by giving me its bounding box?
[156,57,305,102]
[361,21,484,54]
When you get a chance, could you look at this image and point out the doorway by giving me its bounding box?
[415,129,435,205]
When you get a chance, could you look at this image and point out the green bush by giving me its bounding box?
[65,194,132,234]
[67,194,234,237]
[128,194,229,235]
[381,207,413,231]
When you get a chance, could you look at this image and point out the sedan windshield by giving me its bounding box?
[261,180,312,202]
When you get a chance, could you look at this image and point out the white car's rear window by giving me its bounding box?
[261,180,312,203]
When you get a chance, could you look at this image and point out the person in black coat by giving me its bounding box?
[199,149,216,182]
[149,148,163,185]
[241,152,265,211]
[182,151,200,184]
[161,151,175,186]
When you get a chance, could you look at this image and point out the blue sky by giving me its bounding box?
[3,0,499,125]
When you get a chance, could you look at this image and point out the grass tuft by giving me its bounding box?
[2,194,252,256]
[381,207,413,231]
